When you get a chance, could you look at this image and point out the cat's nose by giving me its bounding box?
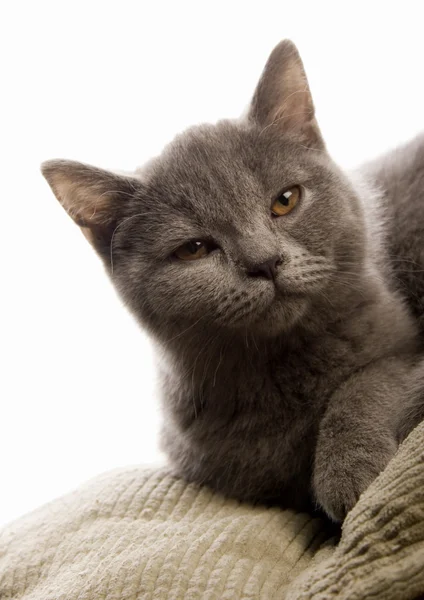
[247,255,282,281]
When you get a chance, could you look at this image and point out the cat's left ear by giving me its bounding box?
[248,40,324,149]
[42,159,142,259]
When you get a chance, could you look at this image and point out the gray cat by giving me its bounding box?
[42,40,424,522]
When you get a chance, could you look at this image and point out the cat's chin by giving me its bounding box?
[240,294,309,337]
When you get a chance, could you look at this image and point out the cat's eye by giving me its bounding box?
[271,186,301,217]
[174,240,211,261]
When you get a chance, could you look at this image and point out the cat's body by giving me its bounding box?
[42,42,424,521]
[159,138,424,514]
[367,133,424,332]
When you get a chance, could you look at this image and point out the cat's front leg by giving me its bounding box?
[313,357,415,522]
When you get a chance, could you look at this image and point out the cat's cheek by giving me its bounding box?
[127,261,225,323]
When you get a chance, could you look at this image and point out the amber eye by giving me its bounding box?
[174,240,210,261]
[271,186,301,216]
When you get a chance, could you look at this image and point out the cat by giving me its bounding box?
[41,40,424,522]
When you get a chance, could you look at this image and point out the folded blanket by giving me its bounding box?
[1,421,423,600]
[286,420,424,599]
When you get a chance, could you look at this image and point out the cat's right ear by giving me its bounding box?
[248,40,324,149]
[41,159,142,259]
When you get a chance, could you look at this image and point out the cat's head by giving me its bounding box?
[42,41,366,342]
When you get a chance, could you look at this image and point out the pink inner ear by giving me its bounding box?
[262,57,314,133]
[42,160,140,230]
[248,40,324,149]
[54,179,116,227]
[272,87,313,129]
[42,159,141,262]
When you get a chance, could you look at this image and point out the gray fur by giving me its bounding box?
[42,41,424,521]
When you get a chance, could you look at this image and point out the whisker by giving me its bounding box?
[164,315,205,343]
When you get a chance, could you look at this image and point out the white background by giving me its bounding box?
[2,1,424,527]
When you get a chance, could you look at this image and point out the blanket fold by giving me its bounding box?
[1,421,424,599]
[286,420,424,599]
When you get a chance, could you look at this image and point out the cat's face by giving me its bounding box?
[42,41,366,341]
[110,124,364,338]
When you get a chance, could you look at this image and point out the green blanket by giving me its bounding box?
[1,421,424,599]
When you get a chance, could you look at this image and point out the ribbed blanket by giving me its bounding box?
[1,421,424,600]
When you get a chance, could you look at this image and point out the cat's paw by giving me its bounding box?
[313,470,369,522]
[313,420,398,522]
[313,450,394,522]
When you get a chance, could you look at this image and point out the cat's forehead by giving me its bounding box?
[164,121,259,168]
[146,121,309,202]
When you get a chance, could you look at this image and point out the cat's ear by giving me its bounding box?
[248,40,324,148]
[42,159,141,257]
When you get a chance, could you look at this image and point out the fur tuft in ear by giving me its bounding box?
[248,40,324,148]
[41,159,141,256]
